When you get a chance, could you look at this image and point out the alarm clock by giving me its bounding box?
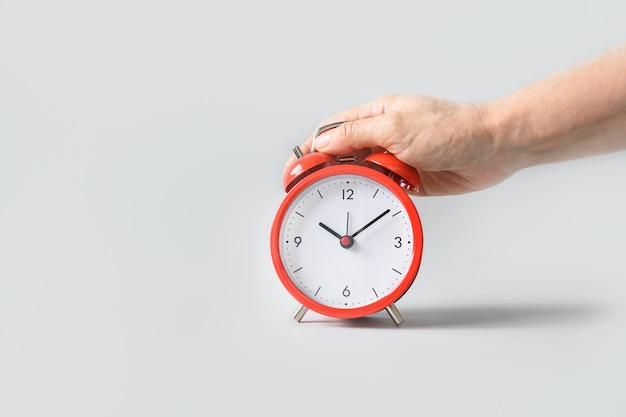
[270,122,424,325]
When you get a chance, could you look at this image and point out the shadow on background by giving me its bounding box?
[299,302,604,330]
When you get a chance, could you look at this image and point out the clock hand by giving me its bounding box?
[319,219,355,249]
[350,209,391,238]
[318,222,342,240]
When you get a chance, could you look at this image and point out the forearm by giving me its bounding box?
[486,43,626,172]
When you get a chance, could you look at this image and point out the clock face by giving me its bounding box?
[271,165,423,319]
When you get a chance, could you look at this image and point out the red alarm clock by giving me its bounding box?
[270,122,423,325]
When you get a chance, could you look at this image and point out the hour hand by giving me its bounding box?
[318,222,342,240]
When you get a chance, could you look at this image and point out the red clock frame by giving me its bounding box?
[270,164,424,319]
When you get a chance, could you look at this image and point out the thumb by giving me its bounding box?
[313,116,393,155]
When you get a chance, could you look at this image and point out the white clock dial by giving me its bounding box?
[279,173,416,309]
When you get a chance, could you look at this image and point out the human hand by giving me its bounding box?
[286,94,513,196]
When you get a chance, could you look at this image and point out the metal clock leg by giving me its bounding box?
[292,304,308,322]
[385,303,405,326]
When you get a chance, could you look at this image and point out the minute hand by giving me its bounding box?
[350,209,391,238]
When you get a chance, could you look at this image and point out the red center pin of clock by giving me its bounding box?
[270,121,423,326]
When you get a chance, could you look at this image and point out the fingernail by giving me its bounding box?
[315,133,330,150]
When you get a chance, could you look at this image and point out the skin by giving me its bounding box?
[286,43,626,196]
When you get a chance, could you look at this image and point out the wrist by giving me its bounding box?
[475,98,527,175]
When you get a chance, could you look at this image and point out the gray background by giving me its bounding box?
[1,1,625,416]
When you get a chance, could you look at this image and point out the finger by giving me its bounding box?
[284,95,394,173]
[316,97,388,130]
[302,96,391,149]
[314,114,397,155]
